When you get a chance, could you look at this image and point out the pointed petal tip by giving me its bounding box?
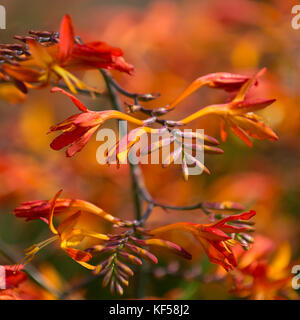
[50,87,62,93]
[58,14,75,63]
[258,67,267,76]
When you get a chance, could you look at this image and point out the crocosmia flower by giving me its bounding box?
[48,87,144,156]
[151,210,256,271]
[2,14,134,95]
[20,190,110,270]
[178,69,278,146]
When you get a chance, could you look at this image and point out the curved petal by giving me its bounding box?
[50,126,89,151]
[49,189,63,235]
[64,247,92,262]
[212,210,256,228]
[66,125,99,157]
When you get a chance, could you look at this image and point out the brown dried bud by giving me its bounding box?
[29,30,55,37]
[14,35,36,43]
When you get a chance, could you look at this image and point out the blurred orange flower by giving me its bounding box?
[230,242,296,300]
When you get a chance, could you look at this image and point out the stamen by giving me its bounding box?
[20,235,59,266]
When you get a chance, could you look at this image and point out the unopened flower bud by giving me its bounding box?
[138,92,160,102]
[143,117,157,126]
[127,103,142,113]
[165,120,183,127]
[151,107,168,116]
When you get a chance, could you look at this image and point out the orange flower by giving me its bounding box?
[151,210,256,271]
[21,190,109,270]
[176,69,278,146]
[49,87,144,156]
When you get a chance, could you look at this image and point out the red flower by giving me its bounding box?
[1,265,27,289]
[151,210,256,271]
[69,41,134,74]
[48,87,144,157]
[14,189,121,224]
[14,198,78,221]
[49,112,103,157]
[2,14,134,95]
[55,14,134,75]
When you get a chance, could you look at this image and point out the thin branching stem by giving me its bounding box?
[139,203,155,225]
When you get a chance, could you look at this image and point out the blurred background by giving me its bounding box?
[0,0,300,299]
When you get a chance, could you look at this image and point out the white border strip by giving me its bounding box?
[0,6,5,30]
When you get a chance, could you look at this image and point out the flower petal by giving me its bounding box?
[64,247,92,262]
[66,125,99,157]
[58,14,75,64]
[48,189,63,234]
[50,126,89,151]
[212,210,256,228]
